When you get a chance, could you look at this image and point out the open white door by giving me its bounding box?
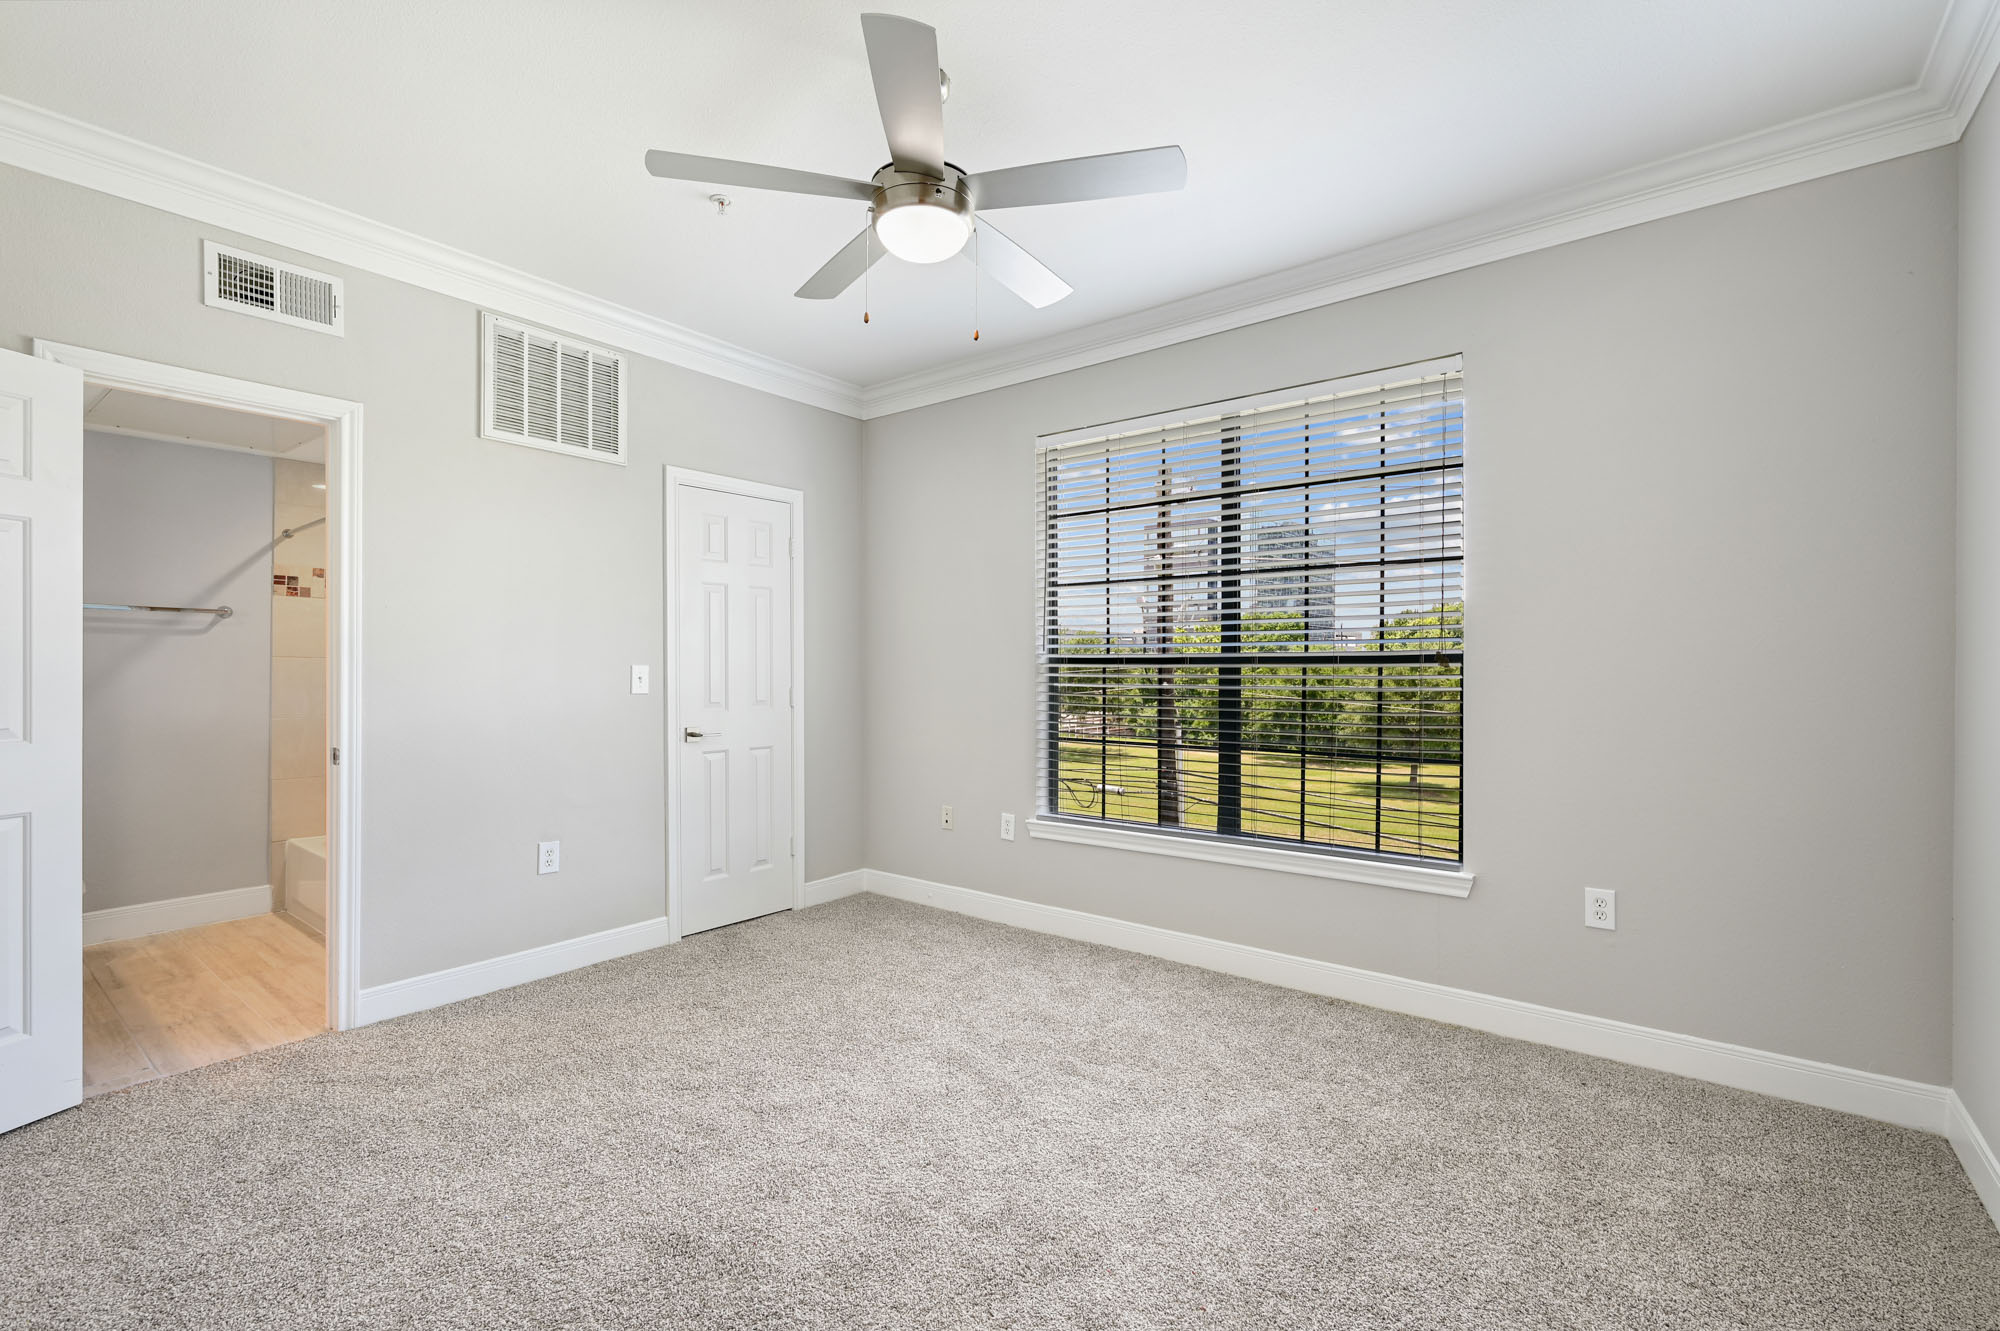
[0,349,83,1132]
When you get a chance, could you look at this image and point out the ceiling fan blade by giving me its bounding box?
[968,218,1073,309]
[645,150,874,202]
[963,146,1187,210]
[795,227,886,300]
[859,13,946,178]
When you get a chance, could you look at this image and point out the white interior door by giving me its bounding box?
[675,483,795,936]
[0,349,84,1133]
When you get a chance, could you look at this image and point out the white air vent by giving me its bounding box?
[202,240,343,335]
[480,312,625,465]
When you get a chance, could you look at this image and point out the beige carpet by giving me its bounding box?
[1,892,1994,1329]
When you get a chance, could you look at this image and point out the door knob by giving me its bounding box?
[683,728,702,741]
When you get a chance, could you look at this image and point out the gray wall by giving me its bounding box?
[82,431,273,910]
[4,141,1967,1081]
[0,163,866,988]
[1959,95,2000,1144]
[861,149,1959,1083]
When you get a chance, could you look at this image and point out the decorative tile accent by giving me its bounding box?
[273,564,326,600]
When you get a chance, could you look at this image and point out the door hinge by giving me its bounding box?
[330,746,341,766]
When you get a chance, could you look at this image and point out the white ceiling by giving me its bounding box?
[86,388,327,462]
[0,0,1961,392]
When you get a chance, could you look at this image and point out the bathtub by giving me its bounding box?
[284,835,327,933]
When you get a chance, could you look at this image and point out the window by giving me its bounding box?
[1036,357,1464,869]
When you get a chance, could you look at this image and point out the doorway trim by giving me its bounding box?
[662,467,806,943]
[33,340,365,1031]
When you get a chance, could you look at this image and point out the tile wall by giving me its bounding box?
[270,458,326,916]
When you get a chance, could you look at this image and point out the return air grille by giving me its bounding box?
[481,313,626,464]
[202,241,343,335]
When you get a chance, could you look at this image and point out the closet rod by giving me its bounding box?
[84,602,233,619]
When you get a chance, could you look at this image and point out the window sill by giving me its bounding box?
[1025,817,1474,898]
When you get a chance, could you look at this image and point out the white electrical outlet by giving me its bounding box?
[1585,887,1615,930]
[630,664,650,694]
[538,840,561,875]
[1000,811,1015,840]
[940,804,954,831]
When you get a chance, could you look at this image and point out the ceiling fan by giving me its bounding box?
[644,12,1187,311]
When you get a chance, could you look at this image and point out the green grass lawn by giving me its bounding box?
[1054,740,1460,860]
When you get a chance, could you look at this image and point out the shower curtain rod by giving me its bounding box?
[81,516,324,619]
[85,602,233,619]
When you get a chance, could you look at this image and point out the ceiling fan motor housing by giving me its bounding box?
[870,165,974,263]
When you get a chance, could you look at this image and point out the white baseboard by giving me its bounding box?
[82,883,272,945]
[863,869,1952,1135]
[802,870,868,907]
[356,876,864,1028]
[1950,1092,2000,1226]
[355,916,673,1026]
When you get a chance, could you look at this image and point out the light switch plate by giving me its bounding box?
[630,664,650,694]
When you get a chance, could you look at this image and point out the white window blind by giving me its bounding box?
[1037,357,1464,865]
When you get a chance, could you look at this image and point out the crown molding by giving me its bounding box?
[1,1,1995,424]
[858,0,2000,419]
[1931,0,2000,133]
[0,95,868,419]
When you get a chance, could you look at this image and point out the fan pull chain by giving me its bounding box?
[863,209,872,325]
[971,223,981,342]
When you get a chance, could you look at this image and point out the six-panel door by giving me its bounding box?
[675,485,795,936]
[0,348,83,1133]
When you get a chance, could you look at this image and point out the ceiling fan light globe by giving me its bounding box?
[874,201,970,263]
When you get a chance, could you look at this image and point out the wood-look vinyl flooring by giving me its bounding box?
[82,912,325,1097]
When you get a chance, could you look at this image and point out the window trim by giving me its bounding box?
[1025,815,1474,897]
[1034,354,1468,889]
